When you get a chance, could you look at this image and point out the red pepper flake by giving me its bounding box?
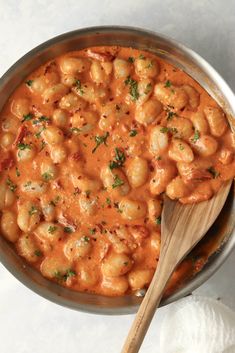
[70,152,82,161]
[0,154,14,172]
[13,126,28,146]
[87,49,115,62]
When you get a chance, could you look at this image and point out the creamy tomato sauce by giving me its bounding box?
[0,46,234,297]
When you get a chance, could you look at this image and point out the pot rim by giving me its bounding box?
[0,25,234,315]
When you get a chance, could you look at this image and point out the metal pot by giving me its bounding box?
[0,26,234,315]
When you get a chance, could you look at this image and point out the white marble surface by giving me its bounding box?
[0,0,235,352]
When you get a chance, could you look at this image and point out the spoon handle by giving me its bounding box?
[121,259,175,353]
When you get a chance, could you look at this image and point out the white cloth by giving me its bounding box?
[159,296,235,353]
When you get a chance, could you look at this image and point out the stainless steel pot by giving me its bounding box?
[0,26,234,315]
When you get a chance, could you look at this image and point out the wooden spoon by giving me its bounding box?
[121,180,232,353]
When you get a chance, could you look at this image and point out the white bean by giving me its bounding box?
[149,126,169,155]
[126,157,149,188]
[17,201,41,232]
[119,198,147,220]
[1,211,20,242]
[135,99,162,125]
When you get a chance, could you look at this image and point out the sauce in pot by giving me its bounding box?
[0,46,234,296]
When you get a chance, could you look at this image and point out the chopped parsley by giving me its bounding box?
[144,83,152,95]
[35,127,45,138]
[82,236,90,243]
[28,206,38,216]
[25,80,33,87]
[207,167,220,179]
[160,127,178,134]
[66,269,76,278]
[139,54,145,59]
[42,172,53,181]
[33,116,50,125]
[64,227,73,233]
[128,56,135,63]
[109,148,126,170]
[21,113,34,122]
[106,197,111,205]
[34,250,42,257]
[89,228,96,235]
[50,195,60,206]
[160,127,169,133]
[92,132,109,153]
[167,111,177,121]
[179,143,184,151]
[129,129,137,137]
[39,141,46,151]
[15,167,20,177]
[124,76,139,101]
[6,177,17,192]
[165,80,172,87]
[18,143,31,150]
[146,61,153,69]
[155,216,161,225]
[112,174,124,189]
[75,79,84,95]
[191,130,200,143]
[54,269,76,281]
[48,226,57,234]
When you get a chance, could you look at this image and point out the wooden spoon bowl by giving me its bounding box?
[121,180,232,353]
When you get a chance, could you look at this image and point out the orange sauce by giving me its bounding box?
[0,46,234,297]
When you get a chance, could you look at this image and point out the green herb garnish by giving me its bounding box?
[179,143,184,150]
[82,236,90,243]
[139,54,145,59]
[124,76,139,101]
[6,177,17,192]
[42,172,53,181]
[109,148,126,170]
[64,227,73,233]
[128,57,135,63]
[75,79,84,95]
[112,174,124,189]
[54,269,76,281]
[160,127,178,134]
[18,143,31,150]
[48,226,57,234]
[39,141,46,151]
[21,113,34,122]
[207,167,220,179]
[155,216,161,225]
[89,228,96,235]
[15,167,20,177]
[25,80,33,87]
[166,111,177,121]
[144,83,152,95]
[35,127,45,138]
[28,206,38,216]
[92,132,109,153]
[34,250,42,257]
[129,129,137,137]
[33,116,50,125]
[191,130,200,143]
[165,80,172,87]
[106,197,111,205]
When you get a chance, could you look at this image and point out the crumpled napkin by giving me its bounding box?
[159,296,235,353]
